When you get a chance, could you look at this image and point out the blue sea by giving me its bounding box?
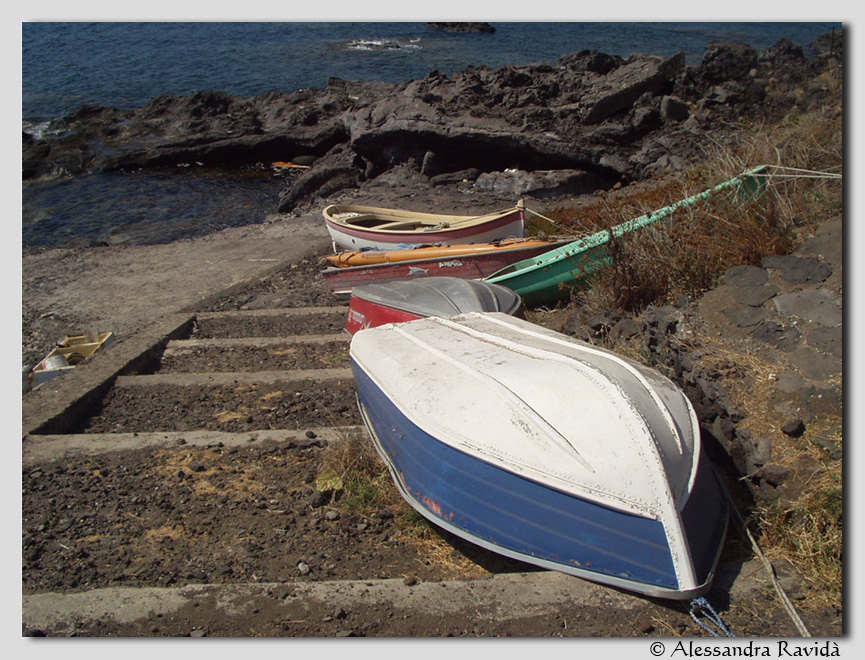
[21,21,841,249]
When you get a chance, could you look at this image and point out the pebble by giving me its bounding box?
[309,490,329,507]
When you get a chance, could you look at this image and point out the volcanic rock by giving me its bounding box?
[22,31,842,216]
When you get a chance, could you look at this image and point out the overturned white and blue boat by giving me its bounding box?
[350,312,729,600]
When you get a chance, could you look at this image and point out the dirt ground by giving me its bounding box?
[19,191,844,640]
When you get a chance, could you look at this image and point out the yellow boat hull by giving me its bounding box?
[324,237,562,268]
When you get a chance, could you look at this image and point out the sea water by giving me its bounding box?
[21,22,841,248]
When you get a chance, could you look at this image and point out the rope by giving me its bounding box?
[689,597,736,637]
[716,470,813,637]
[523,206,574,234]
[755,165,843,180]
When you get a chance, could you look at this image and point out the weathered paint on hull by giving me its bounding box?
[344,295,422,335]
[353,362,727,600]
[344,277,525,334]
[485,233,613,307]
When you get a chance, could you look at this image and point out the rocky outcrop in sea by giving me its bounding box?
[22,31,842,215]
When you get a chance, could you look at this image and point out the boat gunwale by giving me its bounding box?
[322,238,571,279]
[324,210,525,248]
[351,284,523,318]
[324,237,566,268]
[323,203,522,228]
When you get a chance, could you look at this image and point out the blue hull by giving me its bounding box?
[353,361,727,599]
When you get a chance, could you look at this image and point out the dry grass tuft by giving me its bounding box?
[317,429,408,514]
[154,447,268,500]
[318,431,497,573]
[756,485,843,611]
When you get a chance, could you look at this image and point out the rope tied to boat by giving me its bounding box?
[716,467,814,637]
[755,165,842,181]
[523,206,573,234]
[689,597,736,637]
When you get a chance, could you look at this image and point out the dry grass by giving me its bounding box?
[557,163,839,313]
[529,61,843,314]
[688,331,843,611]
[316,428,406,513]
[317,430,496,576]
[153,447,269,500]
[756,485,843,611]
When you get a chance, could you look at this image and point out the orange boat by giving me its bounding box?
[324,237,563,268]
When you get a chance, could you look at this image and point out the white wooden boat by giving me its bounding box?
[30,332,115,386]
[322,201,525,252]
[350,313,728,599]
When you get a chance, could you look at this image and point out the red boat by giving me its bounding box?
[322,237,570,299]
[345,277,524,335]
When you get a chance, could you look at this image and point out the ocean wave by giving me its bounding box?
[344,37,422,52]
[22,120,58,141]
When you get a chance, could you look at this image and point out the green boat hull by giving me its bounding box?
[485,166,768,307]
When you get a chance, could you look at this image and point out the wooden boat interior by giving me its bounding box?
[336,215,447,231]
[327,203,524,231]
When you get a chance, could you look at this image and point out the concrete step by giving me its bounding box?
[164,334,350,352]
[159,334,352,374]
[195,306,349,320]
[23,307,355,436]
[23,426,365,467]
[114,367,355,388]
[193,307,348,339]
[21,560,789,637]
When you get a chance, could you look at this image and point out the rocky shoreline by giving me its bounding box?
[23,32,842,217]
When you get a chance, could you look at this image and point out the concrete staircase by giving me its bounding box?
[23,305,366,477]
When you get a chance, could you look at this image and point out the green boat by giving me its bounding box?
[484,166,769,307]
